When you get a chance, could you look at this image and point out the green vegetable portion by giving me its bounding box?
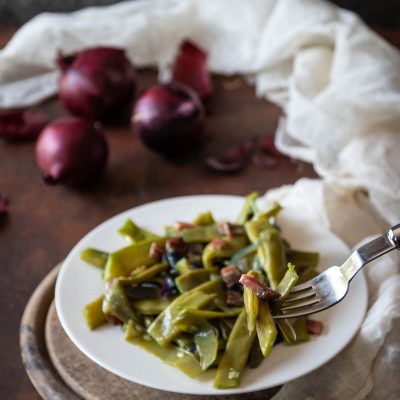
[81,195,320,389]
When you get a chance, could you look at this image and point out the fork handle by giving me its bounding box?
[340,224,400,281]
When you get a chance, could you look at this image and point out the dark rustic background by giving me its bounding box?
[0,0,399,27]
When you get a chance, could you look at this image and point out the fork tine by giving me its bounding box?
[280,297,320,312]
[288,281,314,294]
[283,291,317,303]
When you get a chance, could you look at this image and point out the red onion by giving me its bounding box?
[206,140,252,173]
[0,194,8,216]
[132,83,205,156]
[57,47,136,121]
[0,110,49,141]
[172,40,213,100]
[260,136,285,158]
[35,117,108,186]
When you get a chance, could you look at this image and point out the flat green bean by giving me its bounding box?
[125,324,203,378]
[80,248,109,269]
[192,211,215,226]
[214,310,256,389]
[83,296,107,330]
[202,236,248,269]
[103,238,165,280]
[118,219,159,243]
[175,269,216,293]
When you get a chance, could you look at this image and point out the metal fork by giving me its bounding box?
[273,224,400,319]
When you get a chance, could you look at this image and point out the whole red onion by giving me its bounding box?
[57,47,136,121]
[131,83,205,156]
[35,117,108,186]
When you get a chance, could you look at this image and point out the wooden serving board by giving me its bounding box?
[20,265,280,400]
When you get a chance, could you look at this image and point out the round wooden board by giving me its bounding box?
[21,265,280,400]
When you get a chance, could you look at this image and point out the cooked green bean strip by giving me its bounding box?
[143,316,155,328]
[256,299,277,357]
[82,296,107,330]
[182,225,221,243]
[277,317,309,344]
[272,263,298,313]
[219,318,236,341]
[118,263,169,285]
[230,242,258,265]
[182,309,242,319]
[210,351,224,369]
[297,265,319,284]
[243,270,260,333]
[164,225,181,238]
[202,236,248,269]
[194,323,219,370]
[148,280,223,347]
[245,218,286,289]
[214,310,256,389]
[125,326,203,378]
[218,337,226,351]
[175,269,217,293]
[174,258,192,275]
[124,319,146,339]
[174,333,194,350]
[80,248,109,269]
[287,249,319,269]
[148,291,217,346]
[192,211,215,226]
[272,263,309,344]
[236,192,259,224]
[103,238,165,280]
[175,312,219,370]
[131,298,173,315]
[102,280,140,323]
[248,338,264,368]
[258,201,282,220]
[83,196,320,388]
[118,218,159,243]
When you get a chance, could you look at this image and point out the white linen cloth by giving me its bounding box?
[1,0,399,398]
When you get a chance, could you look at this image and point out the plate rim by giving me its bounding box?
[55,194,368,395]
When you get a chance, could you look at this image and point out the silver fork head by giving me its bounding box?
[273,266,349,319]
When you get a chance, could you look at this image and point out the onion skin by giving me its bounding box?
[132,83,205,157]
[35,117,108,187]
[57,47,136,121]
[172,40,213,100]
[0,110,49,141]
[206,141,252,173]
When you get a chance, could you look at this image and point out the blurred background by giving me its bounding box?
[0,0,399,27]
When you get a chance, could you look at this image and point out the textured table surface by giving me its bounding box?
[0,25,399,400]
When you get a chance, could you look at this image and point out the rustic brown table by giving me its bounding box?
[0,25,398,400]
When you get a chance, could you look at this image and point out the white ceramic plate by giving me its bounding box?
[55,195,368,395]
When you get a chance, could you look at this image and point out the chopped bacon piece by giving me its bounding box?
[210,238,227,250]
[226,290,243,307]
[166,237,186,252]
[217,222,245,238]
[149,242,165,260]
[306,319,323,335]
[239,274,280,300]
[221,264,242,288]
[172,221,194,231]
